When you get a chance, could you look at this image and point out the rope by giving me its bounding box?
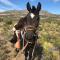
[32,41,37,60]
[16,42,28,59]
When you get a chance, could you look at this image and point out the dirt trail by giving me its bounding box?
[7,43,25,60]
[0,39,43,60]
[12,54,25,60]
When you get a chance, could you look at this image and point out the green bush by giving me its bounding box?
[5,20,12,25]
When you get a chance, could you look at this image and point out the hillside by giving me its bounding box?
[0,10,60,60]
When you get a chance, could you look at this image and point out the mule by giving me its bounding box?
[10,2,41,60]
[24,2,41,60]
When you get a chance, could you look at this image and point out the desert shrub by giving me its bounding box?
[0,11,60,60]
[5,20,12,25]
[2,16,12,25]
[0,18,3,22]
[38,17,60,60]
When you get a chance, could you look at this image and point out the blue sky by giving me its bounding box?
[0,0,60,14]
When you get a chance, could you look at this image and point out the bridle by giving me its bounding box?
[24,25,36,32]
[17,25,37,51]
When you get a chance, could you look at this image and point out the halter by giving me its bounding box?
[24,25,36,31]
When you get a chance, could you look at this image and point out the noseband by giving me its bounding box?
[23,25,37,44]
[24,25,36,31]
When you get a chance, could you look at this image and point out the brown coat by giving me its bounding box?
[14,14,40,32]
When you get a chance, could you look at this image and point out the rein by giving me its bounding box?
[16,41,29,58]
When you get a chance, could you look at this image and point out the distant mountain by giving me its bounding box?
[0,10,60,18]
[0,10,52,15]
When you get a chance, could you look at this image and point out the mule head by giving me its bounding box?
[26,2,41,19]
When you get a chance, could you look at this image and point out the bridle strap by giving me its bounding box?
[24,25,36,31]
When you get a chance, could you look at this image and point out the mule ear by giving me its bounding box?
[26,2,31,12]
[37,2,41,11]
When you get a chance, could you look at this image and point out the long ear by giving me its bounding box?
[26,2,31,12]
[37,2,41,11]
